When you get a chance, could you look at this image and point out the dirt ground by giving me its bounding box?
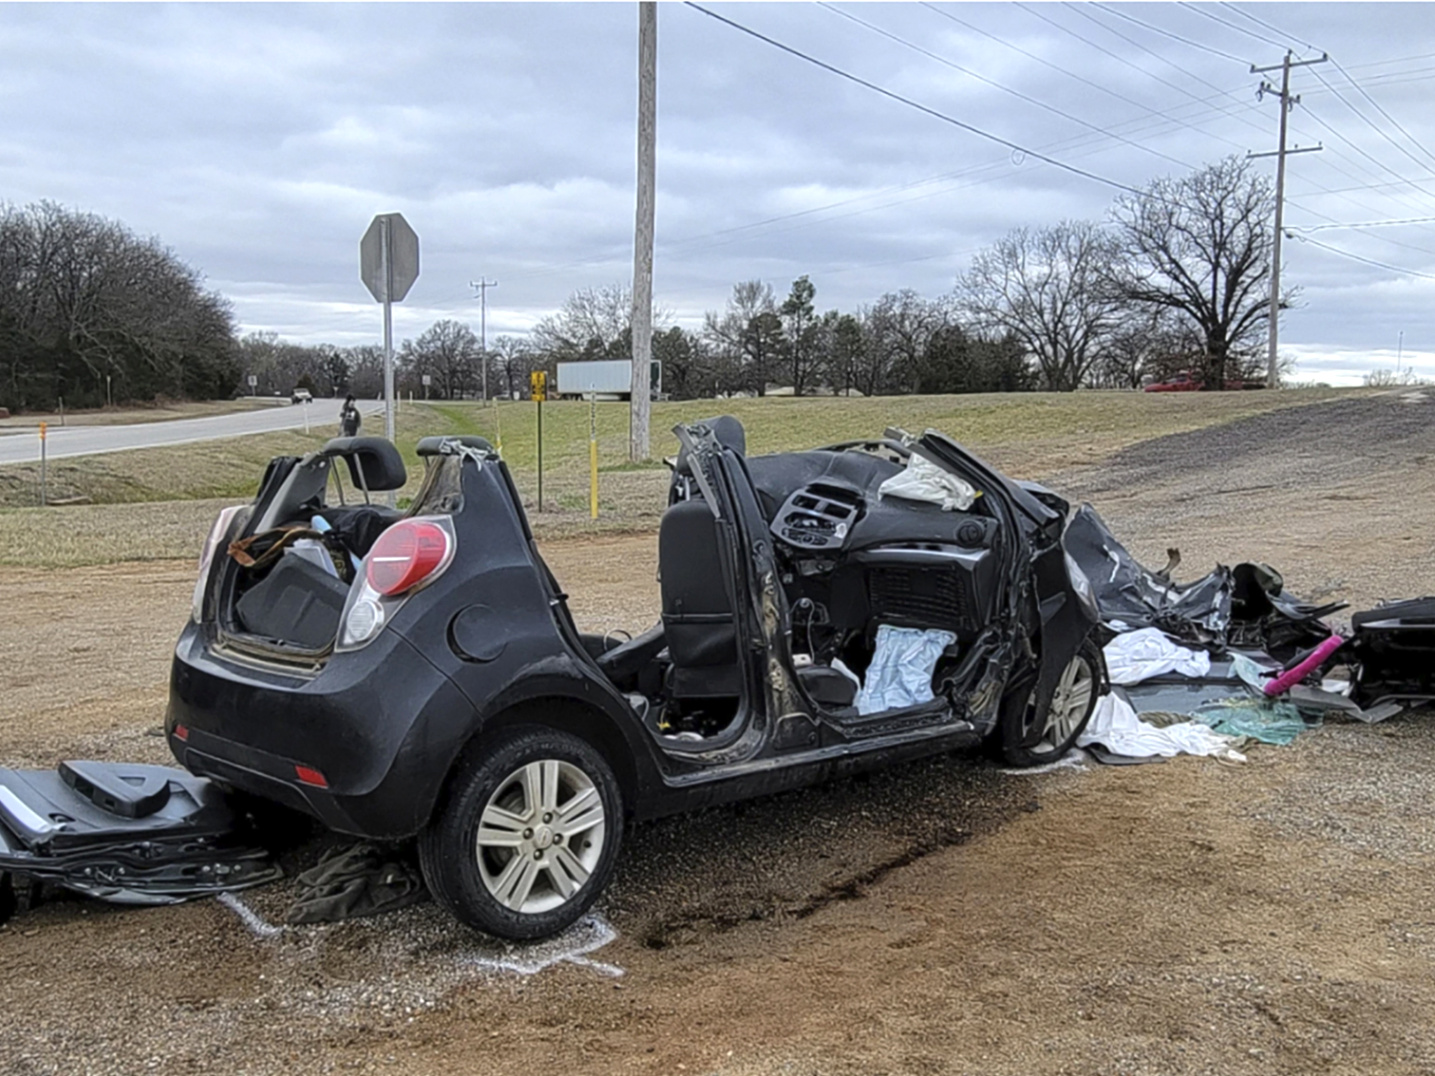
[2,391,1434,1075]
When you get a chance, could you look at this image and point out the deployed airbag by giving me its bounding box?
[878,453,977,512]
[856,625,956,714]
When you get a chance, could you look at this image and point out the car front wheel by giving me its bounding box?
[419,726,623,940]
[1000,637,1102,767]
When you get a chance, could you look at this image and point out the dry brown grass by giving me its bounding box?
[0,388,1370,566]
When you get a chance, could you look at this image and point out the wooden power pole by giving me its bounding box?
[1250,50,1326,388]
[630,1,656,461]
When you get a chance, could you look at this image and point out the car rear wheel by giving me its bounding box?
[419,726,622,940]
[1000,638,1101,767]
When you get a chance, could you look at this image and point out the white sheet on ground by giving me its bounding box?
[1077,693,1246,761]
[1103,627,1212,685]
[856,625,956,715]
[877,453,977,511]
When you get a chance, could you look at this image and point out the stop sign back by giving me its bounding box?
[360,213,419,302]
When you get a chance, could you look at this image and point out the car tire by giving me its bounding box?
[418,725,623,941]
[999,637,1102,768]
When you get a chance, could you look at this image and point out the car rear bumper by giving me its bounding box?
[166,622,475,839]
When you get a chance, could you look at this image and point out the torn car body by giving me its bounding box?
[167,422,1101,939]
[0,761,280,923]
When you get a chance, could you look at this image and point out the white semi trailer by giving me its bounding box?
[555,359,662,400]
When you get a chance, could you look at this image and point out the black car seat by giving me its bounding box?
[660,498,742,698]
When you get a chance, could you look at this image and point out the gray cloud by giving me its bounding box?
[2,2,1434,382]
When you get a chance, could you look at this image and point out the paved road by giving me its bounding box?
[0,399,384,465]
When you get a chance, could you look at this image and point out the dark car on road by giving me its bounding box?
[168,420,1103,939]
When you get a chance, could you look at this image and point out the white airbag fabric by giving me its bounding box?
[856,625,956,715]
[877,453,977,512]
[1077,693,1245,760]
[1102,627,1211,685]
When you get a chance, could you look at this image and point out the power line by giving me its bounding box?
[818,2,1196,170]
[1287,232,1435,281]
[1218,3,1319,54]
[1015,2,1268,140]
[683,2,1151,198]
[1328,57,1435,173]
[1182,3,1285,51]
[1062,2,1263,121]
[922,1,1269,159]
[1291,215,1435,234]
[1310,67,1435,183]
[1093,2,1249,65]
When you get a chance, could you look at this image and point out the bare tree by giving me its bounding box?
[703,280,782,395]
[489,335,534,400]
[1111,156,1278,390]
[401,319,479,399]
[862,290,947,395]
[531,283,671,366]
[343,345,385,399]
[1087,308,1199,389]
[957,221,1124,391]
[0,200,236,409]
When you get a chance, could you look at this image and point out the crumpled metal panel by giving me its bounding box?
[1065,504,1233,647]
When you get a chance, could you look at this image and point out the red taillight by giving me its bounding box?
[294,766,329,789]
[173,724,189,742]
[366,520,451,597]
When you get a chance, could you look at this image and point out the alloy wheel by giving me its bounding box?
[475,759,607,915]
[1034,653,1096,753]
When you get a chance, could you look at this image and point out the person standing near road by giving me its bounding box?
[340,395,361,438]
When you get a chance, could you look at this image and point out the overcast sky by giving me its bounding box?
[4,2,1434,384]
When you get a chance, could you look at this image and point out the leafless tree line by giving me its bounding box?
[242,156,1289,404]
[0,156,1283,412]
[0,201,237,410]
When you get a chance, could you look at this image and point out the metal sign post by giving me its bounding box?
[247,374,257,397]
[38,422,47,507]
[360,213,420,445]
[589,390,599,520]
[302,397,310,435]
[531,370,547,512]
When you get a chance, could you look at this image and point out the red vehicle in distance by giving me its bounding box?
[1143,371,1266,392]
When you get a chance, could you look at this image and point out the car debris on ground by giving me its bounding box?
[0,761,279,926]
[1066,503,1435,762]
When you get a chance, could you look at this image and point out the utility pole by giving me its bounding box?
[629,0,657,462]
[1250,51,1326,389]
[471,278,497,403]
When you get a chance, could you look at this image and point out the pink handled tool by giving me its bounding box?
[1262,634,1347,697]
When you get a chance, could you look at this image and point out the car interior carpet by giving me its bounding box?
[284,841,428,925]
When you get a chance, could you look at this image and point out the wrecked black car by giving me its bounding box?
[167,420,1102,939]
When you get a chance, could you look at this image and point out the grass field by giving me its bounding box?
[0,387,1367,567]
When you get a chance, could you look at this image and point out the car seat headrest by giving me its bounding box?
[320,436,407,492]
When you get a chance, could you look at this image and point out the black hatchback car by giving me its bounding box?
[169,419,1103,939]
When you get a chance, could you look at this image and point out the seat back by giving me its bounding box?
[659,498,741,697]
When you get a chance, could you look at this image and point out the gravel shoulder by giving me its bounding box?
[3,392,1434,1076]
